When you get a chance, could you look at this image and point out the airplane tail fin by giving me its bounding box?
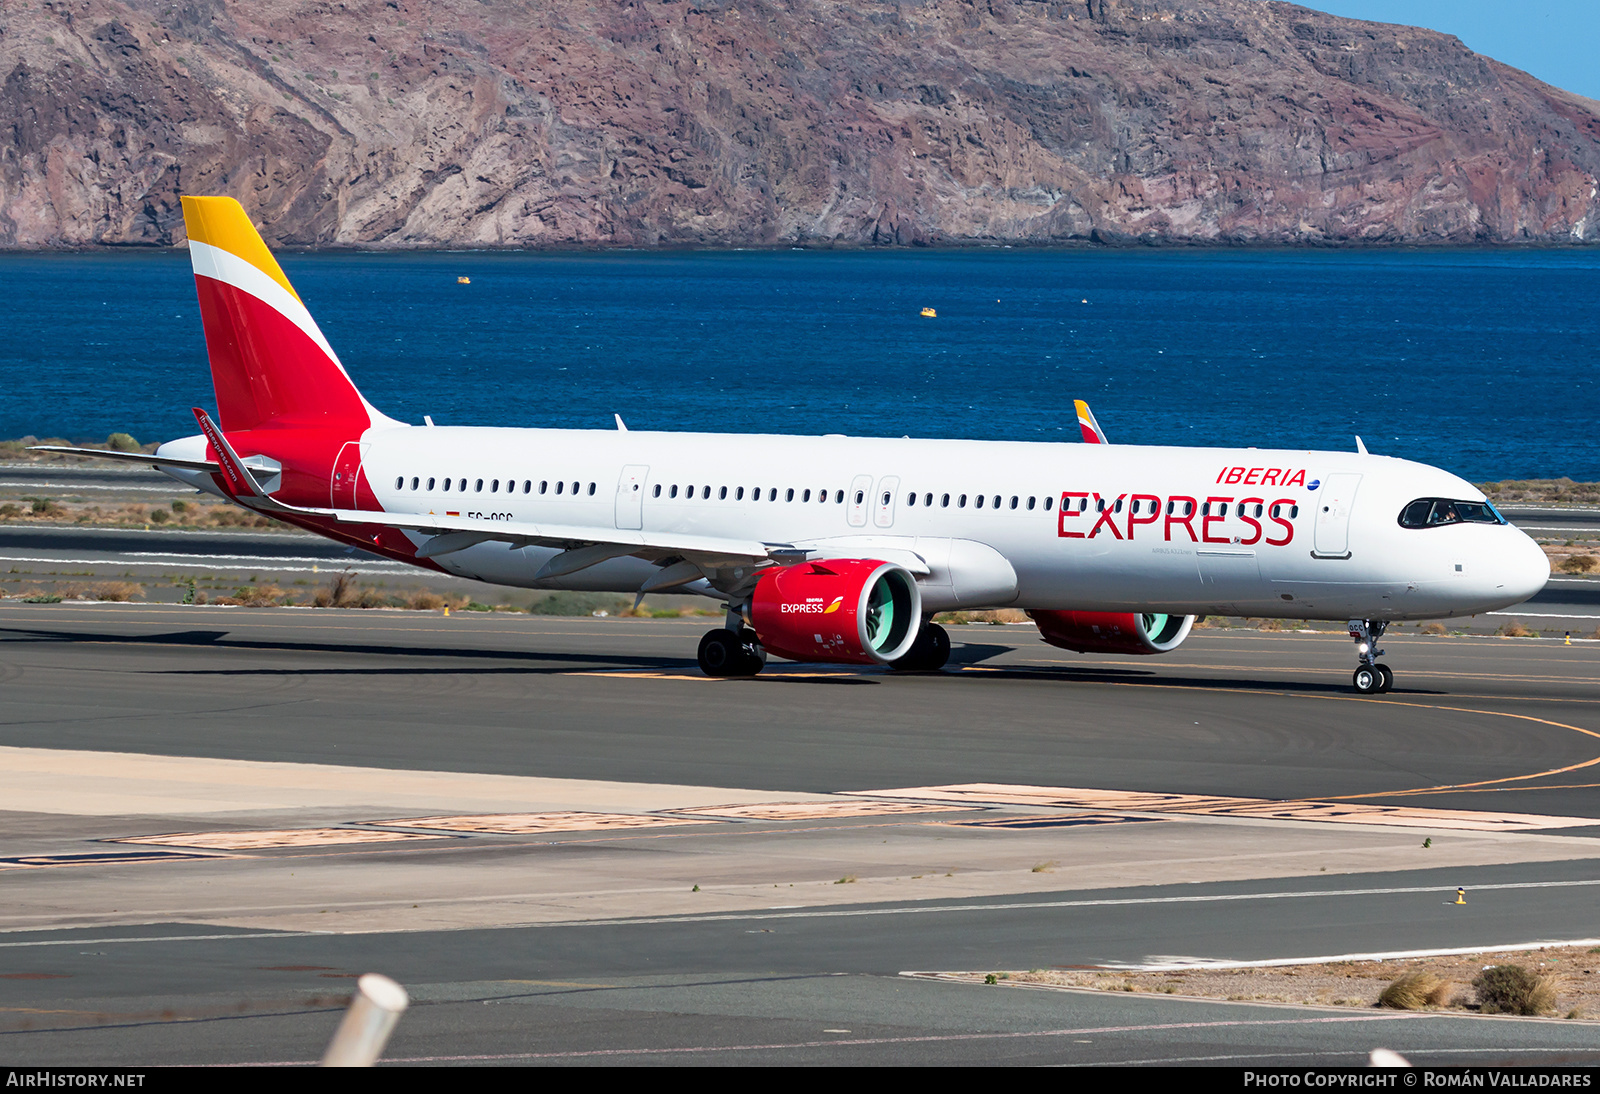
[181,197,390,435]
[1075,399,1109,444]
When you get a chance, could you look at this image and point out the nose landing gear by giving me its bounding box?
[1348,619,1393,694]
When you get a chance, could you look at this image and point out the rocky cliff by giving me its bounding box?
[4,0,1599,247]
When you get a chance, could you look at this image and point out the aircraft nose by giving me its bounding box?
[1497,531,1551,605]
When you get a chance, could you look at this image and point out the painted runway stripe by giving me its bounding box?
[1487,611,1600,619]
[0,554,407,573]
[1086,938,1600,971]
[0,552,404,566]
[0,931,324,948]
[0,482,177,492]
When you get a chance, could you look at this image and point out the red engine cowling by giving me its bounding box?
[750,559,922,665]
[1029,610,1195,655]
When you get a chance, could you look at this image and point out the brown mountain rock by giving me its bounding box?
[3,0,1598,247]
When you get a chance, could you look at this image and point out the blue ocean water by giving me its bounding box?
[2,247,1597,481]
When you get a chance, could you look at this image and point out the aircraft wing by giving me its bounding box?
[327,508,774,566]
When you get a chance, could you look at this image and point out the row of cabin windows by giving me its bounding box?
[389,476,1302,521]
[395,476,597,496]
[907,493,1054,510]
[654,484,848,503]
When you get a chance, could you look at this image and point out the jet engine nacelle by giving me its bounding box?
[751,559,922,665]
[1029,610,1195,655]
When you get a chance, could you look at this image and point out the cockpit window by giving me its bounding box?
[1399,498,1506,528]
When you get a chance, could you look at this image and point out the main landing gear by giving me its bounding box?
[1348,619,1393,695]
[697,610,766,677]
[891,621,951,672]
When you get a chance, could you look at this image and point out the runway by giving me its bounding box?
[1,604,1599,1064]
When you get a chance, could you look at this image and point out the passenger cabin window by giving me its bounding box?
[975,495,984,509]
[653,484,662,497]
[1044,496,1053,511]
[958,494,967,508]
[941,494,950,508]
[540,481,548,494]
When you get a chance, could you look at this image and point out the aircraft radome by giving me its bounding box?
[35,197,1551,694]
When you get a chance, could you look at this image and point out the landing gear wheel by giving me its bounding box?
[698,630,737,676]
[891,622,951,672]
[1375,663,1394,693]
[699,629,764,677]
[1352,664,1383,694]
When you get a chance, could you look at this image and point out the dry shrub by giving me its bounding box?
[407,590,446,611]
[1560,555,1598,574]
[1421,622,1449,636]
[328,571,357,607]
[312,573,393,609]
[92,581,143,602]
[1254,618,1284,631]
[1497,621,1533,638]
[1473,965,1557,1016]
[1378,971,1451,1010]
[936,609,1029,625]
[233,584,284,607]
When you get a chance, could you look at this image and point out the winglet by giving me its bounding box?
[1075,400,1109,444]
[615,413,628,432]
[1355,435,1368,455]
[192,407,267,501]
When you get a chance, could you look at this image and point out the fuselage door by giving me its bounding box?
[331,441,363,509]
[616,464,649,530]
[847,474,873,528]
[873,476,900,528]
[1313,472,1362,558]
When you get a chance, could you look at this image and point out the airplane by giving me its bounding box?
[34,197,1551,694]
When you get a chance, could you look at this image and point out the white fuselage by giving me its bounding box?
[244,424,1553,621]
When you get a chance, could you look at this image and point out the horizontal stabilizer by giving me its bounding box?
[26,446,221,474]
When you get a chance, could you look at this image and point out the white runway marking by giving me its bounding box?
[0,554,407,573]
